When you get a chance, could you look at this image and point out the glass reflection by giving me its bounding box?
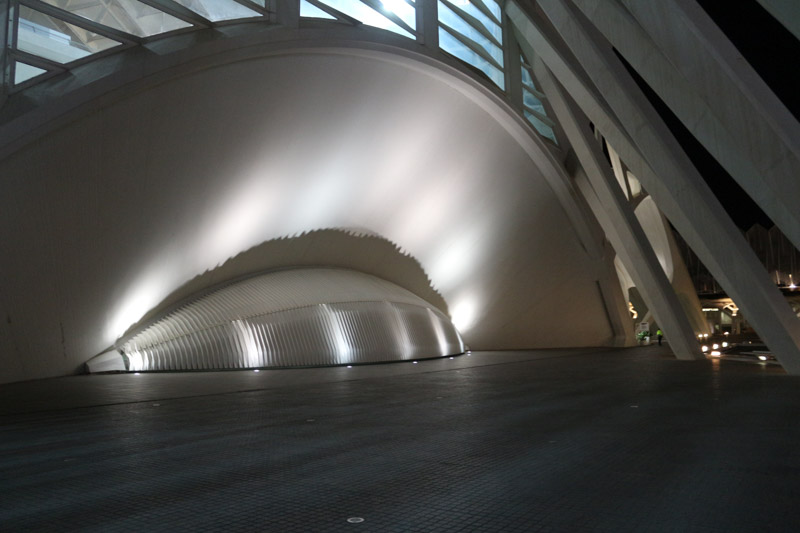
[40,0,191,37]
[170,0,262,22]
[439,26,504,89]
[445,0,501,41]
[438,1,502,64]
[17,6,121,64]
[301,0,336,19]
[315,0,415,36]
[523,88,545,114]
[524,110,557,143]
[14,61,47,84]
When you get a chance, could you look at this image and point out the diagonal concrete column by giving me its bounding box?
[572,0,800,252]
[596,239,635,347]
[507,0,800,373]
[538,60,701,359]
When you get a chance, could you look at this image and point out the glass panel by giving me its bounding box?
[438,1,502,65]
[378,0,416,30]
[523,88,545,114]
[483,0,501,21]
[447,0,501,41]
[316,1,414,38]
[17,6,122,64]
[170,0,262,22]
[521,62,534,88]
[301,0,336,19]
[245,0,267,7]
[40,0,192,38]
[439,26,504,89]
[13,61,47,84]
[524,110,557,143]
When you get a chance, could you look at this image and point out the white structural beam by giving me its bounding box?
[507,0,800,373]
[573,0,800,252]
[755,0,800,41]
[537,58,701,359]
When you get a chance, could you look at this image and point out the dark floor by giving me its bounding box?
[2,347,800,532]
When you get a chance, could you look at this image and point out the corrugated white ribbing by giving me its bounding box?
[119,268,463,371]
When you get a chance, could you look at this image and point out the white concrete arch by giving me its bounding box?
[0,36,622,383]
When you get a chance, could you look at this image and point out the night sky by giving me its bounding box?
[625,0,799,231]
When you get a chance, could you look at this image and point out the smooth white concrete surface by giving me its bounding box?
[0,40,618,383]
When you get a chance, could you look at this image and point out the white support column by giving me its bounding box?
[507,0,800,373]
[597,240,635,347]
[564,150,635,347]
[575,0,800,251]
[605,142,631,201]
[539,60,701,359]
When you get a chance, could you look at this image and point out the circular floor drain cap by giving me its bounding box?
[347,517,365,523]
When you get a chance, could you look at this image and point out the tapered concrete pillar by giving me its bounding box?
[538,60,701,359]
[507,0,800,373]
[571,0,800,252]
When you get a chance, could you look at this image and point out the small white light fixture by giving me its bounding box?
[697,334,703,340]
[703,333,709,338]
[722,342,728,348]
[134,372,140,375]
[710,351,721,357]
[724,331,730,336]
[712,343,719,350]
[347,365,352,368]
[701,345,709,352]
[758,355,768,361]
[253,369,260,372]
[413,361,418,364]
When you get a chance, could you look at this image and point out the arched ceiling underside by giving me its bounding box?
[0,41,616,383]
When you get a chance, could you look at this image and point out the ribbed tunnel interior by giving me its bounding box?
[111,268,463,372]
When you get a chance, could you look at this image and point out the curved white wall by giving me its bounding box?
[0,42,616,383]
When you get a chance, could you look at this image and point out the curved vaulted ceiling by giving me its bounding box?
[5,1,797,381]
[0,33,618,382]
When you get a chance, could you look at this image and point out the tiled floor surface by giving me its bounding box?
[2,347,799,532]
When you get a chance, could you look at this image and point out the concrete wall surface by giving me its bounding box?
[0,43,616,383]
